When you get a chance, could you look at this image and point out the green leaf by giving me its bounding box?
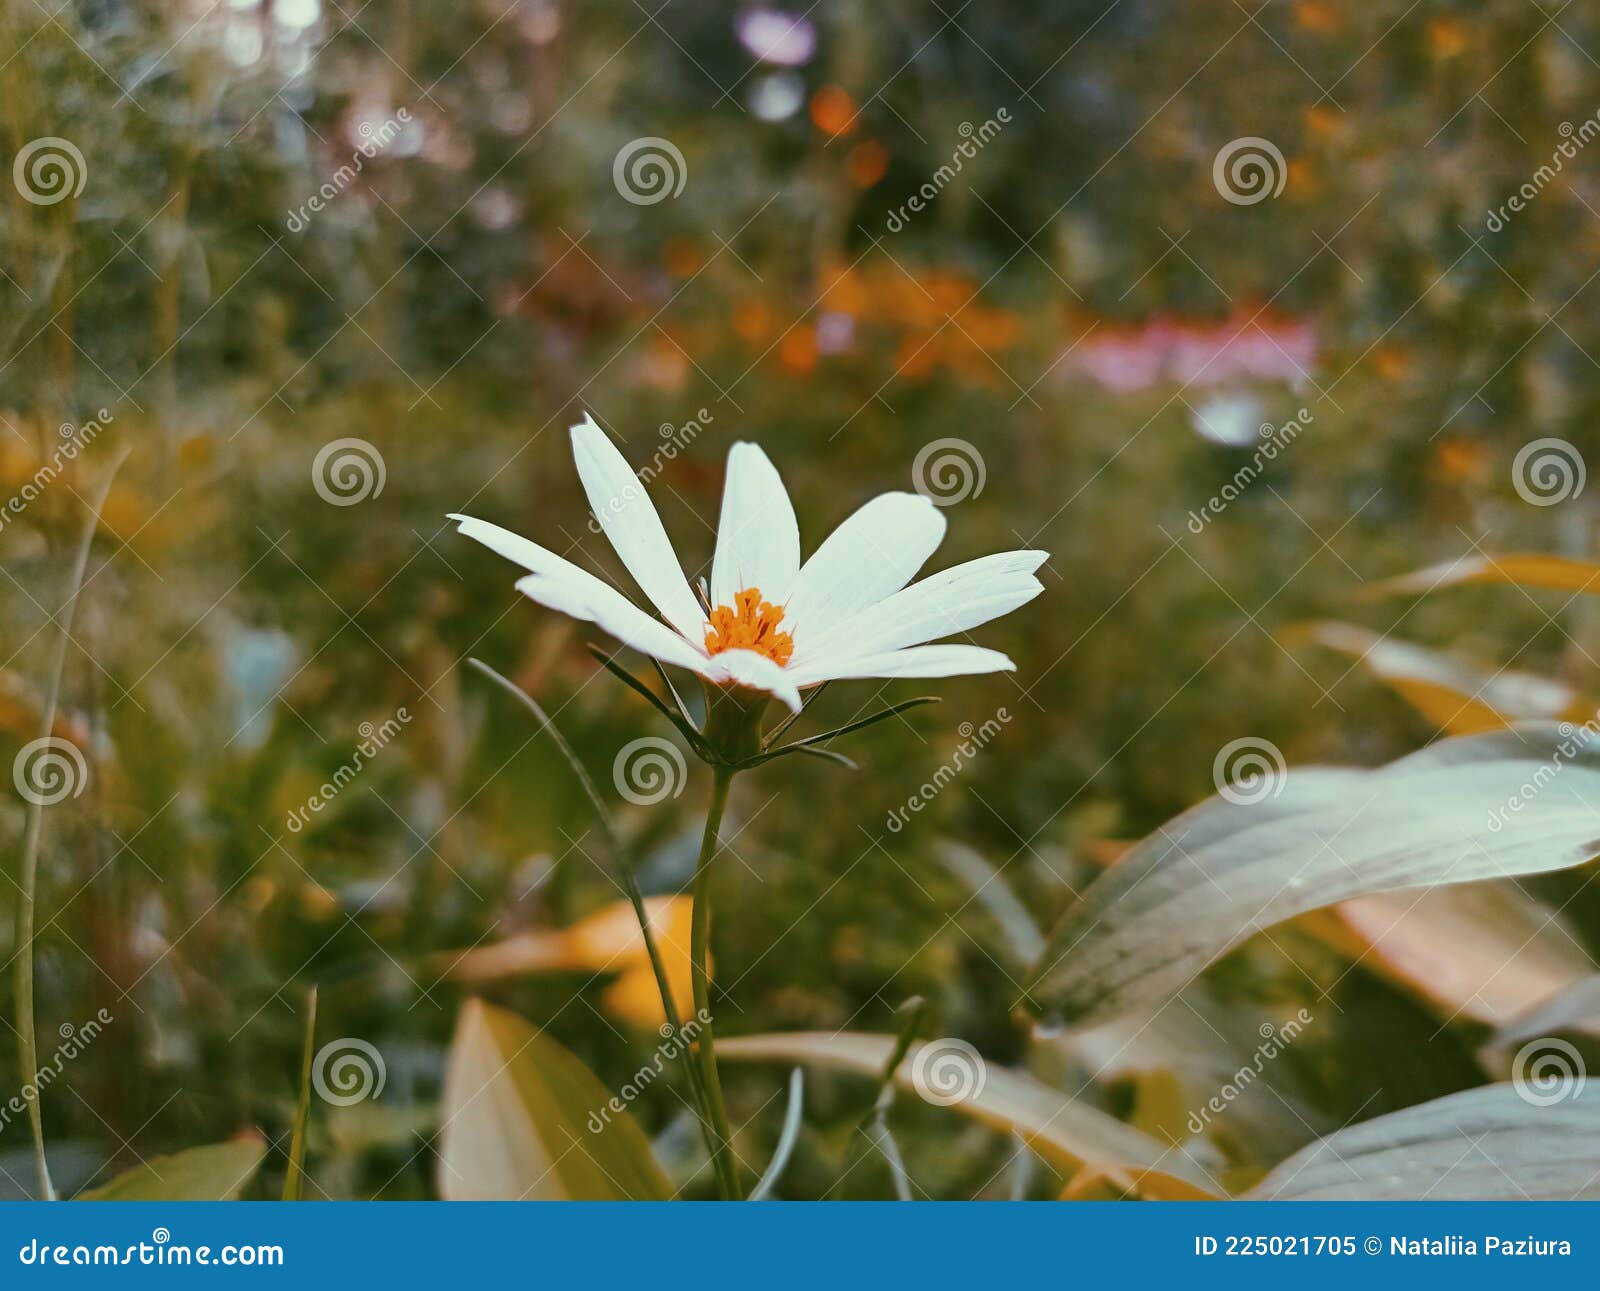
[717,1030,1217,1197]
[1025,724,1600,1028]
[789,744,857,769]
[1251,1084,1600,1200]
[437,998,670,1200]
[583,646,708,754]
[282,986,317,1201]
[752,696,939,764]
[78,1136,267,1201]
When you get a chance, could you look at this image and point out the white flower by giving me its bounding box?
[451,415,1046,714]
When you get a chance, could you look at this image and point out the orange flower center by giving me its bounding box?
[704,587,794,666]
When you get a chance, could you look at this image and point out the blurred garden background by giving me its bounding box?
[6,0,1600,1199]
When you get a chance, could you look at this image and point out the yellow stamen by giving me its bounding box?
[704,587,794,666]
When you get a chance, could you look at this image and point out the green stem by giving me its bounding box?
[691,766,740,1199]
[463,660,720,1170]
[15,448,126,1200]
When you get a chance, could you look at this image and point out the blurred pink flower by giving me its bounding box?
[1074,307,1316,392]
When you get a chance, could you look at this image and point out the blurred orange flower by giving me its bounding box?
[1294,0,1338,33]
[661,237,704,278]
[779,259,1021,382]
[778,324,818,374]
[1432,438,1491,486]
[810,85,858,137]
[849,139,890,187]
[446,896,697,1029]
[1428,18,1470,58]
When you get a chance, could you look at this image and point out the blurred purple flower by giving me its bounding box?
[736,8,817,67]
[816,311,854,354]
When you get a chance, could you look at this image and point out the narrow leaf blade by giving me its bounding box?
[1366,553,1600,599]
[282,987,317,1200]
[1285,620,1580,734]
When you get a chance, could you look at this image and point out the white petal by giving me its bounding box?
[690,648,802,712]
[451,513,583,579]
[793,550,1047,665]
[710,443,801,611]
[514,573,709,671]
[570,415,706,642]
[786,644,1015,687]
[785,492,946,646]
[451,513,707,670]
